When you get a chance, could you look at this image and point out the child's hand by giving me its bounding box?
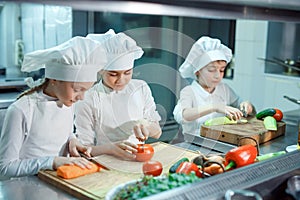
[68,138,91,158]
[53,156,93,170]
[215,104,243,120]
[133,124,149,142]
[110,141,137,160]
[239,101,254,116]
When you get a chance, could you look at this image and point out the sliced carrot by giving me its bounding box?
[57,163,101,179]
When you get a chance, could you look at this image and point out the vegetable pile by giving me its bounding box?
[112,172,201,200]
[255,108,283,131]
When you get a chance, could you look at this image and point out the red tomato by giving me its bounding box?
[273,108,283,121]
[175,161,202,178]
[142,160,163,176]
[134,144,154,162]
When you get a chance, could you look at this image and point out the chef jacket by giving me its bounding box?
[173,80,242,136]
[0,92,74,179]
[74,79,161,145]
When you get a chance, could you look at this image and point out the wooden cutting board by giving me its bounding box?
[38,142,200,200]
[200,117,286,145]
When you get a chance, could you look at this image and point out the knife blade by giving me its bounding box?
[241,105,248,118]
[79,153,110,170]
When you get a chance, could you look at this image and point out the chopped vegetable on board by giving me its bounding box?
[204,116,237,126]
[57,163,100,179]
[263,116,277,131]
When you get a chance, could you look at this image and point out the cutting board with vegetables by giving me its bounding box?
[200,117,286,145]
[38,142,200,200]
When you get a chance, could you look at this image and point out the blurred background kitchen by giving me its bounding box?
[0,0,299,142]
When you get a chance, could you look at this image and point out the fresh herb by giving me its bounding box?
[113,172,202,200]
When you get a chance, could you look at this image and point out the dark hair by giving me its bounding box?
[17,78,50,100]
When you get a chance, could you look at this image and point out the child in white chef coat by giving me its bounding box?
[0,36,107,179]
[74,29,162,160]
[173,36,255,136]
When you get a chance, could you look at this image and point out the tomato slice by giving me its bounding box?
[142,160,163,176]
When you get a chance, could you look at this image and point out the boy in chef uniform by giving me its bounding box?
[173,36,255,136]
[74,30,162,160]
[0,36,107,179]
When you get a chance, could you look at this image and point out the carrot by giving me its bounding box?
[57,163,101,179]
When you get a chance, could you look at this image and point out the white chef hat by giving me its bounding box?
[21,36,107,82]
[87,29,144,71]
[179,36,232,79]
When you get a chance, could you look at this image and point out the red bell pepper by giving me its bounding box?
[225,145,257,171]
[176,161,202,178]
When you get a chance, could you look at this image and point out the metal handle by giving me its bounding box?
[284,95,300,105]
[225,189,263,200]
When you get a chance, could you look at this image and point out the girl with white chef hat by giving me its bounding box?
[173,36,255,136]
[74,29,162,160]
[0,36,107,179]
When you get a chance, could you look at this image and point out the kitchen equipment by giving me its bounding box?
[284,95,300,105]
[286,175,300,200]
[38,142,200,200]
[137,150,300,200]
[258,57,300,74]
[200,117,286,145]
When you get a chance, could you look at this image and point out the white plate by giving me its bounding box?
[285,144,299,152]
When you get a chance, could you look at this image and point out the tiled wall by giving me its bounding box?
[224,20,300,112]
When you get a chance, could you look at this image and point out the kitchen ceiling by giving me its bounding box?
[8,0,300,21]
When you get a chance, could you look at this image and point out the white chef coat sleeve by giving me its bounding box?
[226,84,243,108]
[0,105,54,179]
[173,87,194,124]
[74,96,96,146]
[141,81,161,122]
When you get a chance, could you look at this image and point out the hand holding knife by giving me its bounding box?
[79,152,110,170]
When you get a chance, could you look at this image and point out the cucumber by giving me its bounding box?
[263,116,277,131]
[169,157,189,173]
[256,108,276,119]
[204,117,237,126]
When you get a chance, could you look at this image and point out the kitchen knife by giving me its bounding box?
[79,153,110,170]
[240,105,248,118]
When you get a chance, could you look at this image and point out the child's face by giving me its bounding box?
[101,69,133,91]
[54,81,94,107]
[196,60,226,90]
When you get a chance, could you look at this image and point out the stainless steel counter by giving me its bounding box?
[0,126,298,200]
[0,176,77,200]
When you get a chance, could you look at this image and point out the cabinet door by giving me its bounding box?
[264,76,300,111]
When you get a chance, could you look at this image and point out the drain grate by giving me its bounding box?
[144,150,300,200]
